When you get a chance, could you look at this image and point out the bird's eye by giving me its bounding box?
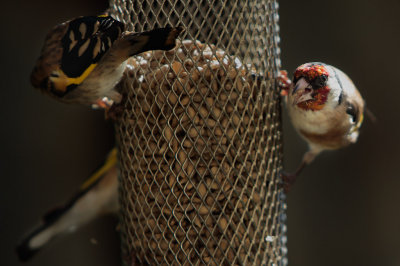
[305,87,312,93]
[312,74,328,88]
[346,103,358,123]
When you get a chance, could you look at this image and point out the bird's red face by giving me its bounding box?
[291,63,330,111]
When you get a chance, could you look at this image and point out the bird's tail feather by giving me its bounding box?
[16,224,50,261]
[123,26,183,56]
[16,148,118,262]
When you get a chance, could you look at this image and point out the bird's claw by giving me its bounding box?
[91,97,125,120]
[92,97,115,110]
[279,171,298,193]
[105,102,125,120]
[278,70,292,96]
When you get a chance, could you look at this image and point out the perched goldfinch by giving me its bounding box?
[31,15,183,107]
[280,62,365,191]
[16,148,119,261]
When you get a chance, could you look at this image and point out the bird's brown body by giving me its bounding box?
[281,63,365,190]
[16,148,118,261]
[31,15,182,106]
[31,23,67,90]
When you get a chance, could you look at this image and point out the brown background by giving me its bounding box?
[1,0,399,265]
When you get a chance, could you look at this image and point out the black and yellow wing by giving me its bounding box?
[31,16,125,97]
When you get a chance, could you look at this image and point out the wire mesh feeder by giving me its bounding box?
[109,0,287,265]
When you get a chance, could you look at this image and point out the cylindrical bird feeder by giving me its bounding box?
[109,0,286,264]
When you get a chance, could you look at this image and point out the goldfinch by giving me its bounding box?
[31,15,183,107]
[16,148,119,261]
[280,62,365,191]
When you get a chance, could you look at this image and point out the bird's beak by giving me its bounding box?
[293,93,314,106]
[292,78,314,105]
[291,83,300,95]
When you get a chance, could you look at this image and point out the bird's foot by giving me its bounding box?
[91,97,115,110]
[91,97,125,120]
[278,70,292,96]
[105,102,125,120]
[280,171,298,193]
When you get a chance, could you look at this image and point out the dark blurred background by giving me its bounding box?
[1,0,399,265]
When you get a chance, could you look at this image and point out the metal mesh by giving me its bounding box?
[109,0,287,265]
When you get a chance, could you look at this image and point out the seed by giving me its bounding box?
[164,126,173,141]
[199,205,209,215]
[168,92,178,104]
[171,61,183,75]
[188,127,198,138]
[180,96,190,106]
[198,183,207,198]
[219,217,228,231]
[232,113,240,126]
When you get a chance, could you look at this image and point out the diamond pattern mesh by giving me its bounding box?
[109,0,287,265]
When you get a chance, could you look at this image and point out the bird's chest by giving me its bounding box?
[288,105,335,134]
[97,61,127,92]
[287,104,351,149]
[81,60,127,95]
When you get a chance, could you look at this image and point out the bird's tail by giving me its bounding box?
[16,148,119,262]
[122,26,183,56]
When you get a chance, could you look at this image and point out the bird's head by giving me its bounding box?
[290,63,333,111]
